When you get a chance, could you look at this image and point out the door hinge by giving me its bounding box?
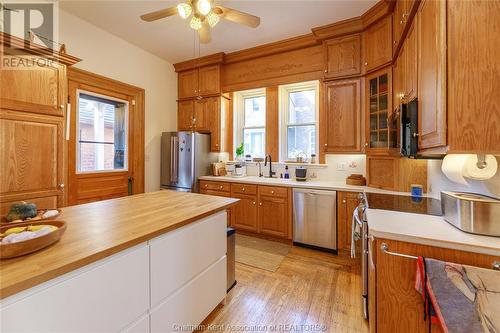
[67,95,70,103]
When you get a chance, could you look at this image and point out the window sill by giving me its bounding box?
[231,161,328,169]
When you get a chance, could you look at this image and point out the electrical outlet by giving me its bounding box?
[336,163,346,171]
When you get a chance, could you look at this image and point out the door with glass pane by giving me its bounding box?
[67,82,134,205]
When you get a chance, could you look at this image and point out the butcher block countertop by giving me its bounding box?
[0,191,237,299]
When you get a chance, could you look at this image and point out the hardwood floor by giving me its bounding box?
[199,247,368,333]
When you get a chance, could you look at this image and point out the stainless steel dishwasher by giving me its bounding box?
[293,188,337,252]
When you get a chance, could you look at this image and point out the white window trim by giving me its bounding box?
[76,89,129,174]
[233,88,266,158]
[278,80,320,162]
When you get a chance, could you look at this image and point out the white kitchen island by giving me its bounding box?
[0,191,237,332]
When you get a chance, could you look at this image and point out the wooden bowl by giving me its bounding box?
[346,175,367,186]
[0,220,67,259]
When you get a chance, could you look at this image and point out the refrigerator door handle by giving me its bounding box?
[171,136,179,183]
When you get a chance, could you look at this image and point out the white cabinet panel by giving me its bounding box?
[122,313,150,333]
[1,244,149,333]
[150,211,227,306]
[150,256,227,333]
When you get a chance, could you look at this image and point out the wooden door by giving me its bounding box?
[67,71,144,205]
[205,97,222,151]
[177,100,194,131]
[0,55,66,117]
[231,193,258,232]
[193,98,210,132]
[178,69,198,99]
[324,34,361,79]
[405,21,418,101]
[364,16,392,72]
[446,0,500,153]
[392,52,404,115]
[198,65,220,96]
[258,195,287,238]
[368,236,377,333]
[417,0,447,151]
[0,110,64,214]
[392,0,405,53]
[323,79,361,153]
[337,191,362,251]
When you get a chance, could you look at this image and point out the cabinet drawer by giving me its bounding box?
[258,185,288,198]
[0,244,149,332]
[231,183,257,195]
[199,181,230,193]
[149,212,226,307]
[150,257,226,333]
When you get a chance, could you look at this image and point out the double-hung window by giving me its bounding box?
[234,89,266,158]
[280,81,319,161]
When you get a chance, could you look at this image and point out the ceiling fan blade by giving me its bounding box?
[215,6,261,28]
[198,23,211,44]
[140,7,177,22]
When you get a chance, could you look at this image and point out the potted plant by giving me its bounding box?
[235,143,244,161]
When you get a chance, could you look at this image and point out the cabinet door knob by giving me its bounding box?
[364,62,368,66]
[342,199,347,204]
[324,143,328,147]
[59,183,65,191]
[252,201,256,205]
[219,185,223,189]
[59,105,64,109]
[271,190,275,194]
[242,187,245,191]
[365,142,369,147]
[205,184,208,188]
[324,69,328,73]
[259,202,262,206]
[215,143,219,147]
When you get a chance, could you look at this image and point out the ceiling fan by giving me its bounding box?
[140,0,261,44]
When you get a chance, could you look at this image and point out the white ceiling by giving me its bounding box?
[60,0,377,64]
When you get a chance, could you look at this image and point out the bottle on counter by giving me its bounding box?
[284,165,290,179]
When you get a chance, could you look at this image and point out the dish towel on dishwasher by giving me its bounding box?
[415,257,500,333]
[351,206,362,258]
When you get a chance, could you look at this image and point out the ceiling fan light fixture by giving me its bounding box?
[189,14,203,30]
[206,11,220,27]
[177,2,192,19]
[196,0,211,15]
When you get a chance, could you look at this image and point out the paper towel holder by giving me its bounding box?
[476,154,487,169]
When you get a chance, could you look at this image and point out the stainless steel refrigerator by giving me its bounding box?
[160,132,218,192]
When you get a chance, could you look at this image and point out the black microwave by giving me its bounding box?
[400,98,418,157]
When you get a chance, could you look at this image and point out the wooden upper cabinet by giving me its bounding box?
[0,59,66,117]
[392,52,404,114]
[198,65,220,96]
[363,16,392,73]
[178,65,220,99]
[193,98,210,132]
[177,100,194,131]
[323,79,362,153]
[178,69,198,99]
[417,0,447,151]
[324,34,361,79]
[0,110,64,213]
[446,0,500,153]
[405,21,418,102]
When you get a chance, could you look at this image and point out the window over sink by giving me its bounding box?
[234,88,266,158]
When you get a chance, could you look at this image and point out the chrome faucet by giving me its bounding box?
[264,155,275,178]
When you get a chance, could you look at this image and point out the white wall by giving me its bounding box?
[59,10,177,192]
[427,157,500,199]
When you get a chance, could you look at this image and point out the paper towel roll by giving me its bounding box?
[464,155,498,180]
[441,154,470,185]
[441,154,498,185]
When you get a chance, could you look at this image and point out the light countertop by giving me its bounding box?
[199,175,415,195]
[0,191,237,299]
[367,208,500,256]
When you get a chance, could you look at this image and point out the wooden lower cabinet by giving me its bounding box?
[337,191,362,251]
[258,191,288,238]
[231,193,258,232]
[199,181,292,240]
[371,237,500,332]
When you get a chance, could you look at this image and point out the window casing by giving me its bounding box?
[279,81,319,161]
[234,89,266,158]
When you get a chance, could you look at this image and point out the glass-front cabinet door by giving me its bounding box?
[365,68,397,154]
